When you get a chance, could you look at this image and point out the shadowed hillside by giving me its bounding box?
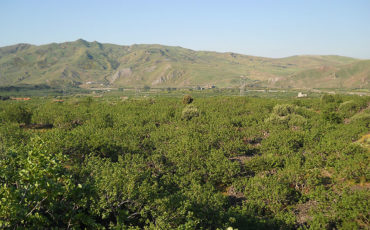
[0,39,368,89]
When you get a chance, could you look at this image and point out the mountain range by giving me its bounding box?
[0,39,369,89]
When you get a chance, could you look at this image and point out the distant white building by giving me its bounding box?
[298,92,307,98]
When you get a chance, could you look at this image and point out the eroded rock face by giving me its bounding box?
[151,69,185,85]
[268,77,282,84]
[110,68,132,83]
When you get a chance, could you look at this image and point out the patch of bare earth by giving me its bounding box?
[294,200,318,226]
[351,182,370,191]
[229,155,253,164]
[224,185,246,206]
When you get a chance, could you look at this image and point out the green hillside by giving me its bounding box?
[279,60,370,89]
[0,39,368,89]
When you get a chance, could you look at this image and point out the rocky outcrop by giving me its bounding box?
[110,68,132,83]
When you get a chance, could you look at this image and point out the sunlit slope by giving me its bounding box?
[278,60,370,89]
[0,39,367,88]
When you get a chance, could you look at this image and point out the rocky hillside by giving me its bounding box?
[0,39,368,89]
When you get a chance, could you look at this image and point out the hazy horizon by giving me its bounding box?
[1,0,370,59]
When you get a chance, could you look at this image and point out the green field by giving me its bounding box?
[0,93,369,229]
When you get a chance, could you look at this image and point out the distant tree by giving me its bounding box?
[0,96,10,101]
[182,95,194,104]
[321,94,342,104]
[143,85,151,91]
[85,97,93,106]
[321,94,336,104]
[101,113,114,128]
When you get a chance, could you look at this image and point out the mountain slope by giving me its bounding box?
[0,39,368,88]
[279,60,370,89]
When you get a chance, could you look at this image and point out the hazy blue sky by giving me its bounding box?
[1,0,370,58]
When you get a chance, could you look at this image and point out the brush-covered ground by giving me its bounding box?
[0,93,369,229]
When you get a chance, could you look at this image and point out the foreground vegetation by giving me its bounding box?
[0,94,369,229]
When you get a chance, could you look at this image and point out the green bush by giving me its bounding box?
[322,109,342,124]
[182,94,194,104]
[350,112,370,127]
[4,104,32,124]
[339,100,359,118]
[265,104,307,128]
[272,104,295,116]
[321,94,342,104]
[321,94,336,104]
[182,105,199,120]
[288,114,307,127]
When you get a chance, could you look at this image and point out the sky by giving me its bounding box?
[1,0,370,58]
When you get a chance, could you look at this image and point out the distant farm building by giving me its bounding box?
[297,92,307,98]
[11,97,31,101]
[206,84,216,89]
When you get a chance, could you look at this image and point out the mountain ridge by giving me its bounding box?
[0,39,368,89]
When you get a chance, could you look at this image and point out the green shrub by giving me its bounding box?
[265,113,287,125]
[272,104,295,116]
[321,94,342,104]
[181,105,199,120]
[4,104,32,124]
[321,94,336,104]
[261,130,304,155]
[288,114,307,127]
[338,100,359,118]
[351,112,370,127]
[266,104,307,128]
[322,110,342,124]
[182,94,194,104]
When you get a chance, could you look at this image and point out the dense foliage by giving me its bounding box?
[0,94,369,229]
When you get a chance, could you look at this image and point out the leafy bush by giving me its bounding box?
[265,104,307,128]
[182,94,194,104]
[339,100,356,111]
[181,105,199,120]
[261,129,305,155]
[287,114,307,127]
[322,109,343,124]
[272,104,295,116]
[351,112,370,127]
[321,94,336,104]
[0,138,89,228]
[4,104,32,124]
[321,94,342,104]
[338,100,363,118]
